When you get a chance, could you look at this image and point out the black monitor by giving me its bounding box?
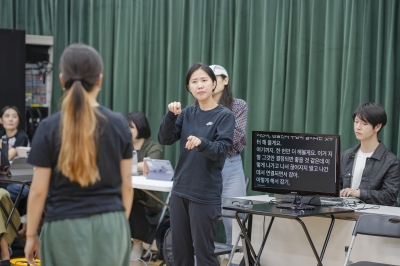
[252,131,340,210]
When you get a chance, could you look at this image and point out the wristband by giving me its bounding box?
[25,233,37,238]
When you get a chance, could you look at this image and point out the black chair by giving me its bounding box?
[343,214,400,266]
[215,209,250,266]
[159,177,251,266]
[216,177,251,266]
[159,209,250,266]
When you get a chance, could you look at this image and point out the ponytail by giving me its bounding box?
[57,80,100,187]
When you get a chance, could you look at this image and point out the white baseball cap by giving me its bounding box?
[209,65,229,78]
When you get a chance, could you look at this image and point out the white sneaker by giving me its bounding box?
[130,240,143,261]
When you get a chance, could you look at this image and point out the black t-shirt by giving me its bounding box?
[27,106,133,222]
[0,129,30,148]
[158,105,234,205]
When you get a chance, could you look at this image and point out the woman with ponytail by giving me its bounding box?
[24,44,133,266]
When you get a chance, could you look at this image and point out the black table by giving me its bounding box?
[223,202,354,266]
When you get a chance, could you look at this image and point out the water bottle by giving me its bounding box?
[1,136,8,160]
[132,150,138,174]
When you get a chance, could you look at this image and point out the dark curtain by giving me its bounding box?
[1,0,399,196]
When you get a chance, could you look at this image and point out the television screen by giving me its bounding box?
[252,131,340,197]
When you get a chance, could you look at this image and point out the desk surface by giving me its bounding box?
[0,174,32,185]
[224,202,353,218]
[235,195,400,217]
[0,174,173,191]
[131,175,173,192]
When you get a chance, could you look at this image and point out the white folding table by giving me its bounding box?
[131,175,173,261]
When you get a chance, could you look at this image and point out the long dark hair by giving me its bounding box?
[58,43,104,187]
[216,74,233,110]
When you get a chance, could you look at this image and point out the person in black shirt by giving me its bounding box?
[158,62,234,266]
[0,106,30,202]
[24,44,133,266]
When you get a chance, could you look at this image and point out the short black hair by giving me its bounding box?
[352,102,387,133]
[185,62,217,92]
[125,111,151,139]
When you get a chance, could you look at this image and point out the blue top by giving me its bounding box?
[158,104,234,204]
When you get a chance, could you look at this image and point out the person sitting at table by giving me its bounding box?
[0,106,32,241]
[0,106,30,161]
[126,111,164,261]
[0,106,30,202]
[340,102,400,206]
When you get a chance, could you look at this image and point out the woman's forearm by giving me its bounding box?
[26,167,51,236]
[120,159,133,218]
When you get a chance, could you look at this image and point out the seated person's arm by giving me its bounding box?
[359,161,400,206]
[138,146,163,172]
[8,148,17,160]
[5,131,29,160]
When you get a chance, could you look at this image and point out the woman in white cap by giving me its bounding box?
[209,64,248,246]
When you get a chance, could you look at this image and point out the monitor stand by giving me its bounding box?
[276,195,315,210]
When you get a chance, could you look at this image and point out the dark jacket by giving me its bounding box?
[340,142,400,206]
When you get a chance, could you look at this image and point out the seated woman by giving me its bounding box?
[0,106,29,160]
[0,106,30,201]
[0,106,30,241]
[126,111,163,261]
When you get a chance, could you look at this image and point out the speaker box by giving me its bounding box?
[0,28,26,131]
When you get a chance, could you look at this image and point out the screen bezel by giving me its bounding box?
[252,131,340,197]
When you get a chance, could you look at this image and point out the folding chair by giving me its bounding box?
[0,159,34,249]
[159,177,251,266]
[0,188,23,250]
[140,190,172,265]
[159,211,250,266]
[216,177,251,266]
[215,210,250,266]
[343,214,400,266]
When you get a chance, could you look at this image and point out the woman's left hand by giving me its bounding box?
[186,136,201,150]
[24,236,40,265]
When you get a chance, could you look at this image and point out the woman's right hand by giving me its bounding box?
[25,236,40,265]
[168,102,181,115]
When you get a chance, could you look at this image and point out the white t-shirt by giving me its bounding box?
[351,149,374,190]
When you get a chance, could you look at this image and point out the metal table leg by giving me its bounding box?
[235,212,275,266]
[295,218,324,266]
